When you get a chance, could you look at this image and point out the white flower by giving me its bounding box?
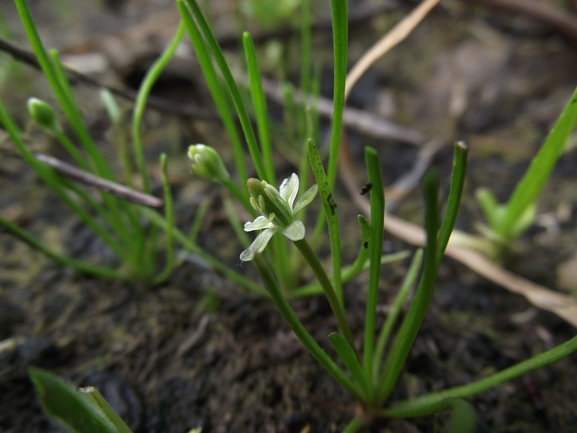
[240,173,318,262]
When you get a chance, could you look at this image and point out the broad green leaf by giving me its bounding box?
[28,368,122,433]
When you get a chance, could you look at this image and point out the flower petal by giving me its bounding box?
[293,184,318,214]
[244,215,275,232]
[279,173,299,207]
[240,228,277,262]
[282,220,305,241]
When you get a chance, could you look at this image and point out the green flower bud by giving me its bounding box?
[247,178,293,228]
[187,144,230,183]
[27,97,62,135]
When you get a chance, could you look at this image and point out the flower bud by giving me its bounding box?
[247,178,293,228]
[27,97,62,135]
[187,144,230,183]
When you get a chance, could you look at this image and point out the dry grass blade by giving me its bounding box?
[35,153,163,208]
[345,0,441,100]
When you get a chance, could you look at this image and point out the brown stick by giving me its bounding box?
[35,153,163,208]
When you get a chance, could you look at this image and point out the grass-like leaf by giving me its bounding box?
[28,368,128,433]
[329,333,370,398]
[497,86,577,237]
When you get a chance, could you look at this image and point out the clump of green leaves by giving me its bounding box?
[473,86,577,255]
[0,0,183,283]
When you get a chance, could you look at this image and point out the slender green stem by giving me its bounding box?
[291,252,408,299]
[223,195,251,248]
[0,216,127,280]
[377,171,439,405]
[52,131,90,171]
[363,147,385,391]
[178,1,247,187]
[243,32,275,184]
[182,0,268,181]
[383,398,467,419]
[47,50,114,181]
[0,101,129,262]
[189,197,210,242]
[253,255,360,398]
[132,20,185,193]
[154,154,175,284]
[389,334,577,412]
[373,249,423,380]
[327,0,347,190]
[222,178,253,215]
[293,238,356,357]
[141,207,267,295]
[297,0,312,138]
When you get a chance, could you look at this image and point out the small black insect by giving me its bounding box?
[363,241,369,250]
[360,183,372,195]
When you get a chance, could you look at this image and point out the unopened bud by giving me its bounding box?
[187,144,230,183]
[27,97,62,135]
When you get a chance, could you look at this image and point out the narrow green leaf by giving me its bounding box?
[327,0,348,189]
[329,333,371,398]
[500,86,577,235]
[28,368,119,433]
[177,1,248,187]
[363,146,385,387]
[389,333,577,411]
[436,141,468,266]
[78,387,133,433]
[243,32,275,184]
[308,138,343,305]
[377,171,439,405]
[181,0,268,181]
[373,248,423,380]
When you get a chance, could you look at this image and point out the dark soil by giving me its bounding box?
[1,1,577,432]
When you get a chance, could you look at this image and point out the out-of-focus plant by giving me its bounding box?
[458,87,577,258]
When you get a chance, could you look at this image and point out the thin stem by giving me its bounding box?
[243,32,275,184]
[182,0,268,181]
[390,334,577,412]
[0,216,127,280]
[178,1,247,186]
[291,252,409,299]
[132,20,185,193]
[293,238,357,358]
[141,207,267,296]
[154,154,175,284]
[373,249,423,380]
[253,254,360,398]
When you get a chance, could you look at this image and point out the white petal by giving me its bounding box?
[293,184,318,214]
[279,173,299,207]
[282,220,305,241]
[240,228,276,262]
[244,215,275,232]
